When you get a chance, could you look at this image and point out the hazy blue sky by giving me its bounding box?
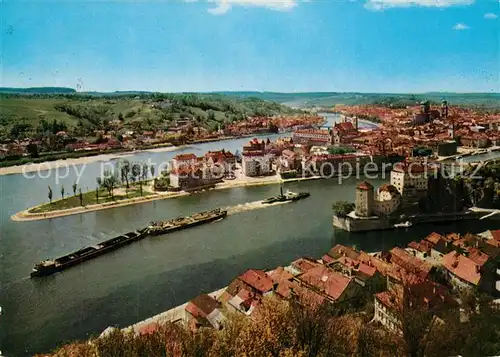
[1,0,499,93]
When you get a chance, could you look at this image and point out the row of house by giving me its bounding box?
[169,150,237,190]
[132,229,499,338]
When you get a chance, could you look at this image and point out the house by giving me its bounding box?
[279,149,300,171]
[424,232,451,259]
[407,240,432,260]
[441,251,496,294]
[296,265,363,303]
[329,256,386,293]
[373,184,401,216]
[205,150,237,172]
[325,244,361,261]
[184,294,225,332]
[171,153,197,171]
[223,269,275,315]
[242,152,272,177]
[332,121,358,145]
[289,257,324,275]
[292,129,332,146]
[374,281,457,333]
[389,247,433,282]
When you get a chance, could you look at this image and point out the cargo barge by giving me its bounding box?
[31,208,227,278]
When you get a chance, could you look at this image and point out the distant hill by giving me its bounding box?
[215,91,500,109]
[0,87,76,94]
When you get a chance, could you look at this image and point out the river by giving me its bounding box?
[1,114,499,356]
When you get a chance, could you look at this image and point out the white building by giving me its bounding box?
[171,153,197,171]
[374,184,401,216]
[242,153,272,177]
[390,162,428,196]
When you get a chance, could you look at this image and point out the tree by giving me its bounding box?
[48,186,53,204]
[142,162,149,182]
[101,170,118,199]
[26,143,39,157]
[61,185,65,199]
[72,182,77,196]
[332,201,355,217]
[131,163,141,183]
[119,160,131,189]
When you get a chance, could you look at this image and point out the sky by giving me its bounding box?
[1,0,499,93]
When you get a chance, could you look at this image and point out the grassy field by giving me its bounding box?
[29,185,150,213]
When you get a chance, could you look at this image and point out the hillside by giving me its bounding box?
[0,93,300,140]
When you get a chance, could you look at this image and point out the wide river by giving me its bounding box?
[1,114,499,356]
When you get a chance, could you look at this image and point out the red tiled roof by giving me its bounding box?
[425,232,446,245]
[185,294,221,319]
[408,240,432,253]
[336,256,377,277]
[357,180,373,191]
[490,230,500,242]
[389,247,432,280]
[138,323,160,335]
[291,258,323,274]
[267,266,294,284]
[239,269,274,293]
[442,251,481,286]
[299,266,352,301]
[174,153,197,161]
[328,244,361,260]
[335,122,355,132]
[466,248,490,267]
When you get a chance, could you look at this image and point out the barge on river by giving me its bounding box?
[30,208,227,278]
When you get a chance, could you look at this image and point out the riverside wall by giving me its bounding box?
[333,211,483,232]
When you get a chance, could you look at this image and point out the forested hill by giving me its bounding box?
[0,87,76,94]
[0,92,301,140]
[216,91,500,109]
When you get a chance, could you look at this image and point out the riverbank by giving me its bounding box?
[11,174,324,222]
[0,145,185,176]
[332,210,487,232]
[0,133,286,177]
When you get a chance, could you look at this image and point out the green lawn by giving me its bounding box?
[29,186,151,213]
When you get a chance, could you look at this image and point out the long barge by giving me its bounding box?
[31,208,227,278]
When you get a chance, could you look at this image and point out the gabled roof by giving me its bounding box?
[357,180,374,191]
[174,153,197,161]
[239,269,274,294]
[442,251,481,286]
[328,244,361,260]
[389,247,432,280]
[425,232,446,246]
[267,266,294,284]
[291,257,324,274]
[298,266,353,301]
[185,294,221,319]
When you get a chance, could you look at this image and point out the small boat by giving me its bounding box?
[394,221,412,228]
[262,185,310,204]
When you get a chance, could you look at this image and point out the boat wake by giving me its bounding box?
[226,200,290,216]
